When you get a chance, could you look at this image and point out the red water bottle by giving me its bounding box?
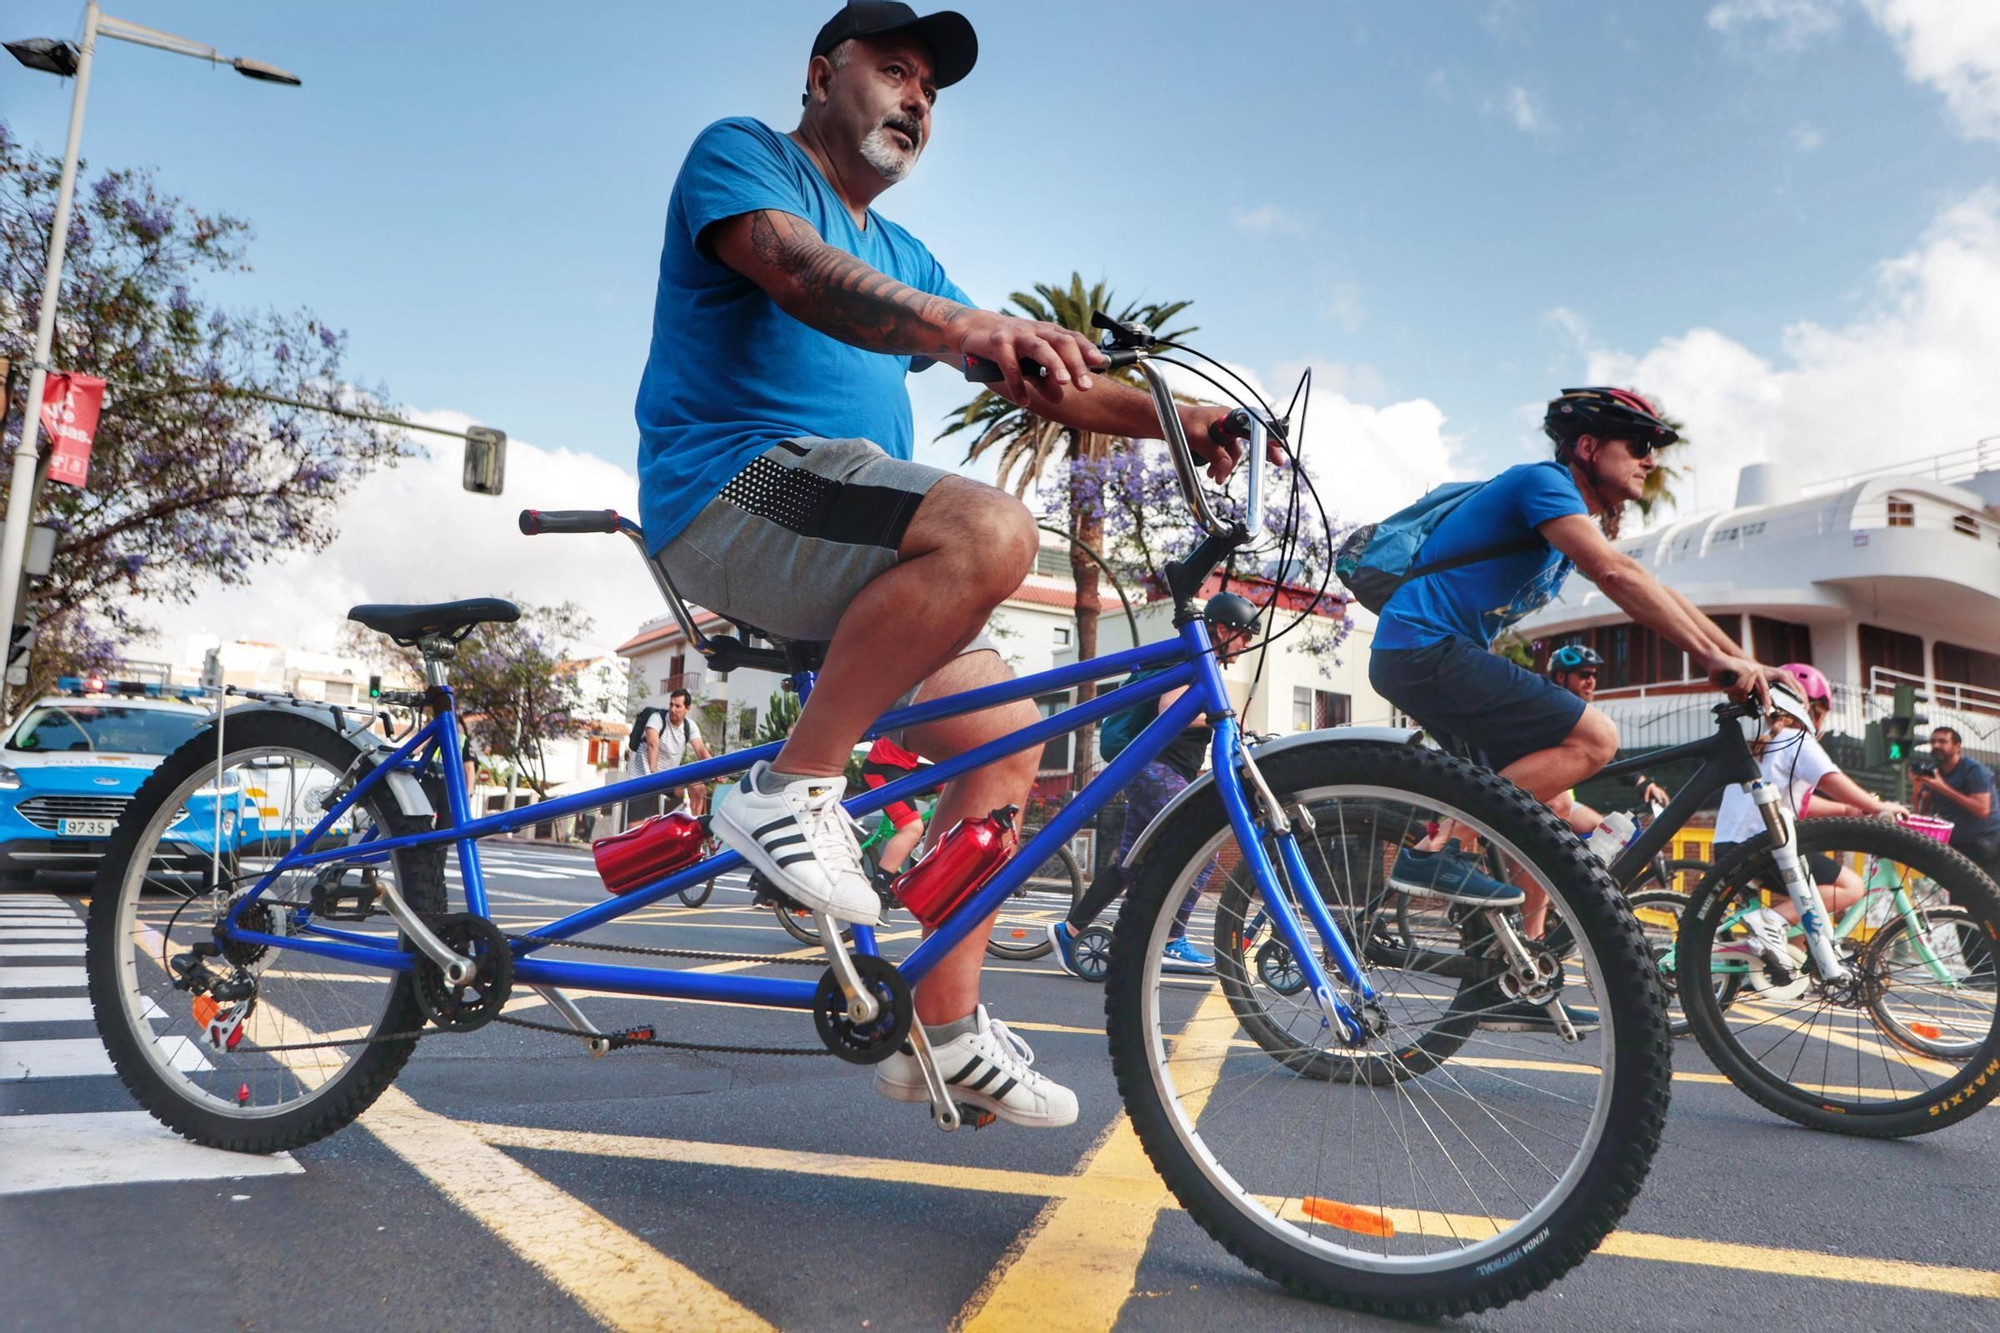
[892,805,1019,928]
[593,812,707,895]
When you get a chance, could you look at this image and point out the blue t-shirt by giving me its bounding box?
[634,117,973,553]
[1374,461,1588,650]
[1938,755,2000,841]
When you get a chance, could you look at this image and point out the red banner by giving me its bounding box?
[39,371,106,488]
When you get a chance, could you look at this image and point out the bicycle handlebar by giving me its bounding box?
[518,509,622,536]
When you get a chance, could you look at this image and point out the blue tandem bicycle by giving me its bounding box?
[86,321,1670,1317]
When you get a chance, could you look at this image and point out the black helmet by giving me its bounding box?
[1203,592,1260,634]
[1544,387,1678,457]
[1547,643,1604,675]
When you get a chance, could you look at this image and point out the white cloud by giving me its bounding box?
[1229,204,1308,236]
[138,411,660,662]
[1320,282,1365,333]
[1707,0,1843,49]
[1792,121,1826,150]
[1861,0,2000,141]
[1571,188,2000,510]
[1495,85,1554,135]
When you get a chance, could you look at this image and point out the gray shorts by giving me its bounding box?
[654,437,997,706]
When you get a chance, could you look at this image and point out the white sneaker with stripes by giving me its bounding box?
[711,761,882,926]
[874,1006,1079,1128]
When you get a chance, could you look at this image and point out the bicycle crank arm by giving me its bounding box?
[531,984,613,1058]
[816,914,880,1026]
[904,1017,961,1133]
[375,877,475,986]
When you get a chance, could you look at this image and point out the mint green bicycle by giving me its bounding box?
[1669,817,2000,1137]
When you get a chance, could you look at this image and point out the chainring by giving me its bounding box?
[413,913,514,1032]
[812,954,913,1065]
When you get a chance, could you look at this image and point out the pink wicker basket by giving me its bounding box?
[1897,813,1953,845]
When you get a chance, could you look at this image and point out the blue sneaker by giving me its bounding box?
[1389,845,1525,907]
[1047,921,1086,978]
[1161,936,1215,974]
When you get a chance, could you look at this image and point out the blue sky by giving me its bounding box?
[7,0,2000,652]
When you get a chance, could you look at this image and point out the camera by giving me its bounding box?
[1908,757,1939,778]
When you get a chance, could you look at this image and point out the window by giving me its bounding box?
[1936,641,2000,695]
[1887,497,1915,528]
[1036,690,1075,773]
[1034,547,1072,578]
[1053,625,1072,648]
[1293,687,1347,730]
[1860,623,1924,691]
[587,738,622,767]
[1954,514,1980,538]
[1749,616,1812,669]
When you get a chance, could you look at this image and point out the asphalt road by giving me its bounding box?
[4,846,1999,1332]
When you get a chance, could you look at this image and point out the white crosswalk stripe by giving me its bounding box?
[0,901,299,1195]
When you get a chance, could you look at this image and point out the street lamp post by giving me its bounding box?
[0,3,300,695]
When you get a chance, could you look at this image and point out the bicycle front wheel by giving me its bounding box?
[1108,740,1670,1318]
[1678,817,2000,1137]
[87,712,447,1153]
[985,842,1084,960]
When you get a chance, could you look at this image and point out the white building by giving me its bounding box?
[1514,443,2000,788]
[170,636,380,704]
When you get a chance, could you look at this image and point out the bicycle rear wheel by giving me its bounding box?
[87,712,447,1152]
[985,842,1084,960]
[1109,741,1670,1317]
[1678,818,2000,1137]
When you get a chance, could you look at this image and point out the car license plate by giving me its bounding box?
[58,818,115,837]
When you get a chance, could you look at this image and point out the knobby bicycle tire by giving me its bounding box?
[1677,817,2000,1137]
[88,712,448,1153]
[1106,740,1671,1318]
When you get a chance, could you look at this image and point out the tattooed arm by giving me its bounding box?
[707,208,1246,476]
[708,208,1096,403]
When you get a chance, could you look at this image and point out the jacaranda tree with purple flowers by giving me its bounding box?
[0,122,412,701]
[1042,442,1357,671]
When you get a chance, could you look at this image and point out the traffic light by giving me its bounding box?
[5,621,35,688]
[368,674,382,700]
[1882,682,1928,763]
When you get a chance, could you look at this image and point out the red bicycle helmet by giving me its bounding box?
[1544,387,1679,455]
[1781,662,1831,703]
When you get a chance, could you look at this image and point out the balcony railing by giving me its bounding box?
[1867,666,2000,717]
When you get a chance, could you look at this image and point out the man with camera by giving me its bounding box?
[1914,727,2000,876]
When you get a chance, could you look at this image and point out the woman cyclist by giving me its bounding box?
[1709,663,1907,992]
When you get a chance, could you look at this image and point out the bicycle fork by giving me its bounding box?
[1750,780,1851,984]
[1222,735,1377,1045]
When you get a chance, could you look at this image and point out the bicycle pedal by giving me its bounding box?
[955,1103,997,1131]
[603,1026,655,1051]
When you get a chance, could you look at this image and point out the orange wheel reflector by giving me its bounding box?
[1302,1197,1395,1238]
[1910,1023,1943,1040]
[1009,929,1026,938]
[191,995,219,1027]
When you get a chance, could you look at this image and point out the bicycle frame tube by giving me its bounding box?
[1605,722,1760,890]
[217,635,1209,1006]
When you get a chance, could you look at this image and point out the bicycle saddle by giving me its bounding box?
[346,598,521,645]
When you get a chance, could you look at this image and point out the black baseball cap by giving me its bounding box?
[811,2,978,88]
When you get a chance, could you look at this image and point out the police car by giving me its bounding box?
[0,677,250,886]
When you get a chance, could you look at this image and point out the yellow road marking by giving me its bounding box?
[365,1088,773,1332]
[958,986,1240,1332]
[464,1120,2000,1302]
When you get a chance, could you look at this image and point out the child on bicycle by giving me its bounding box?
[1047,598,1260,978]
[859,735,927,874]
[1709,663,1907,993]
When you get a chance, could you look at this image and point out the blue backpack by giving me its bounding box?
[1334,481,1542,615]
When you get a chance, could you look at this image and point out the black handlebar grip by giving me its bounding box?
[518,509,621,536]
[1214,408,1256,441]
[961,354,1052,384]
[1713,669,1739,688]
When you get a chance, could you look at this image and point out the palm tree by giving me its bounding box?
[1636,411,1691,519]
[938,274,1195,785]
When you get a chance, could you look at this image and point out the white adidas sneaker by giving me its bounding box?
[875,1006,1079,1128]
[712,761,881,926]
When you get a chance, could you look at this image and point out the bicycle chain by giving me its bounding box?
[214,907,834,1058]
